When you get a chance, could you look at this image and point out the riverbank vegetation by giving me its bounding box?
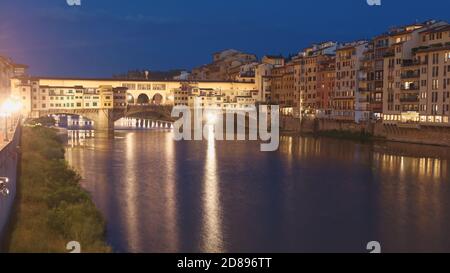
[6,124,110,253]
[25,116,56,127]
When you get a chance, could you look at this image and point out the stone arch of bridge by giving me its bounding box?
[151,93,163,105]
[39,110,98,124]
[127,93,135,104]
[127,90,168,105]
[136,93,150,104]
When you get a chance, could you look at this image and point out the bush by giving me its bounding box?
[25,116,56,127]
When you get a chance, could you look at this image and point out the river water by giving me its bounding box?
[65,128,450,253]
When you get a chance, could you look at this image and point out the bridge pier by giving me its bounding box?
[94,109,115,135]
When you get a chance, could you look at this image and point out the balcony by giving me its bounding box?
[401,71,420,79]
[400,96,419,103]
[374,42,389,49]
[401,84,420,91]
[370,102,383,112]
[374,82,383,89]
[401,60,420,67]
[412,43,450,54]
[375,63,384,70]
[383,50,395,58]
[358,98,369,103]
[360,64,372,71]
[360,55,373,62]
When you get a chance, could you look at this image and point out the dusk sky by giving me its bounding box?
[0,0,449,77]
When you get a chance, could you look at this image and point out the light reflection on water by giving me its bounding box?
[67,130,95,147]
[123,132,140,252]
[65,131,450,253]
[201,125,224,253]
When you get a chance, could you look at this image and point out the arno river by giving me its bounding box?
[65,128,450,253]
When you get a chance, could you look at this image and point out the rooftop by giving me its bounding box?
[419,24,450,34]
[13,76,256,85]
[336,40,368,51]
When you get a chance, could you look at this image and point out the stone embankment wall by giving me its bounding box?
[281,116,450,146]
[373,123,450,146]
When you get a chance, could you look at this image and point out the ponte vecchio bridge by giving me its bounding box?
[11,77,257,131]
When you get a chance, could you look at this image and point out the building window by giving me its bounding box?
[432,92,438,103]
[122,83,136,90]
[137,84,151,90]
[432,66,439,77]
[153,84,166,90]
[433,53,439,65]
[432,79,439,90]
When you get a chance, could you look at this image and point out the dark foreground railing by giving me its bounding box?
[0,122,21,250]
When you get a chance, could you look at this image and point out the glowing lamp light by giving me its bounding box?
[1,97,22,142]
[1,97,23,114]
[1,100,15,115]
[206,112,218,125]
